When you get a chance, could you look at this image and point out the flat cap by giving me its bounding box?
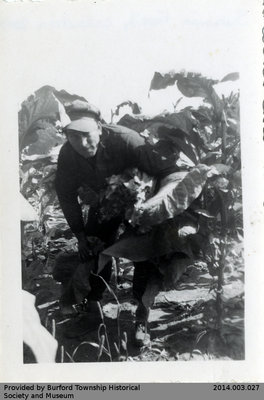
[65,99,101,121]
[65,116,100,132]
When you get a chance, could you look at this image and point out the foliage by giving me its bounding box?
[113,101,141,116]
[105,69,242,340]
[79,169,154,223]
[19,69,243,361]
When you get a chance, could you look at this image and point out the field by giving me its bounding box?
[20,70,244,362]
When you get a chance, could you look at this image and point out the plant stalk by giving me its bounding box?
[215,110,228,333]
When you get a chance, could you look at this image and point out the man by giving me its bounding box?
[55,102,178,344]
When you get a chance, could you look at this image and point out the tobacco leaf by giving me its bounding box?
[132,165,210,226]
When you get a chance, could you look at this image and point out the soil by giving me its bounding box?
[24,257,244,363]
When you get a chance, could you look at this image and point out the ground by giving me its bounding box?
[23,254,244,363]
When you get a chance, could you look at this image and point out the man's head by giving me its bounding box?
[64,116,102,158]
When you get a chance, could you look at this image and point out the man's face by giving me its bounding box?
[66,119,102,158]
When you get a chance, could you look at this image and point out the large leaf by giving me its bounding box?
[99,222,193,271]
[19,86,59,133]
[23,125,64,156]
[19,86,89,152]
[149,70,223,117]
[114,101,141,116]
[53,89,87,105]
[100,233,156,264]
[118,109,196,136]
[150,70,218,93]
[151,110,196,135]
[176,74,223,117]
[118,110,200,164]
[191,107,214,124]
[221,72,239,82]
[117,113,147,132]
[177,76,211,98]
[131,164,210,226]
[149,70,181,91]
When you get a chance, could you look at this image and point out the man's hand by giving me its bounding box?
[78,238,92,262]
[78,186,99,207]
[76,232,92,262]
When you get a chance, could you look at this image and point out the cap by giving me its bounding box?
[65,99,101,122]
[65,116,100,133]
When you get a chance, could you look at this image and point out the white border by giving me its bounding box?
[0,0,263,382]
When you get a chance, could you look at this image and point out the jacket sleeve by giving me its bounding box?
[55,144,85,234]
[133,140,180,178]
[107,124,179,178]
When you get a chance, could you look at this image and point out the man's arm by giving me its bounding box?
[134,140,180,178]
[55,143,84,234]
[55,144,90,261]
[106,124,180,178]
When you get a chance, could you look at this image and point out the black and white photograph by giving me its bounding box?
[0,0,263,383]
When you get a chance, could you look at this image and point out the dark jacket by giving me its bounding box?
[55,124,179,234]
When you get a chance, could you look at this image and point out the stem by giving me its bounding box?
[60,346,64,363]
[216,236,225,330]
[215,110,228,334]
[110,109,114,124]
[97,334,105,362]
[51,319,56,338]
[97,303,113,362]
[215,188,227,333]
[112,257,118,290]
[93,273,121,352]
[221,111,227,163]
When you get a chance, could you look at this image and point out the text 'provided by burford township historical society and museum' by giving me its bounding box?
[3,384,141,398]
